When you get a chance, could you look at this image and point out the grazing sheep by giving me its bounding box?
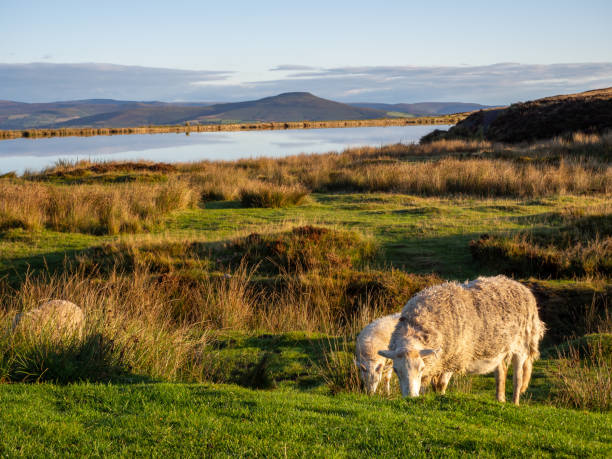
[12,300,85,341]
[379,276,545,405]
[355,313,400,394]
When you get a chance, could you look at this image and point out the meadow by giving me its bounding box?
[0,133,610,456]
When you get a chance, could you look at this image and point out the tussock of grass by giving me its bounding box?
[0,269,209,383]
[315,336,363,394]
[550,334,612,411]
[239,184,309,208]
[225,225,377,274]
[470,208,612,278]
[0,180,197,235]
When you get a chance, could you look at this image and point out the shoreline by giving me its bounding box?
[0,114,465,141]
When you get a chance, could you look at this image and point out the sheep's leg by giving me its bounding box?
[494,360,507,403]
[512,354,527,406]
[428,374,437,391]
[520,358,533,394]
[436,372,453,395]
[383,366,393,394]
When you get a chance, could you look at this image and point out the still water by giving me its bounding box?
[0,125,449,174]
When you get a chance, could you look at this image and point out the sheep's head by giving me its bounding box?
[378,347,439,397]
[355,359,385,394]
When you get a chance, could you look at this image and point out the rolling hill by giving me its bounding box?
[421,87,612,143]
[0,93,485,130]
[0,93,387,129]
[349,101,492,116]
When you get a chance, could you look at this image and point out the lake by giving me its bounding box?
[0,125,449,174]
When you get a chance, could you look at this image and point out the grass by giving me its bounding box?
[0,180,197,235]
[0,136,611,455]
[0,383,610,457]
[239,184,309,208]
[470,205,612,278]
[549,334,612,412]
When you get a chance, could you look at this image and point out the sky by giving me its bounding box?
[1,0,611,104]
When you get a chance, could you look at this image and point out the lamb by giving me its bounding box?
[355,313,400,394]
[379,276,545,405]
[12,300,85,341]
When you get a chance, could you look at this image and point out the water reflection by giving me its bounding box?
[0,125,448,174]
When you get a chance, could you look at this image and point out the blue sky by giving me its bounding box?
[1,0,611,103]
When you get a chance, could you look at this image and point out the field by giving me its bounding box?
[0,134,611,456]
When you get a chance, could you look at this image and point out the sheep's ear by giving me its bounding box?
[419,348,440,358]
[378,349,395,359]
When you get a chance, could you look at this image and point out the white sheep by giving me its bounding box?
[12,299,85,341]
[379,276,545,405]
[355,313,400,394]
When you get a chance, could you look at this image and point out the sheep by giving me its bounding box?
[12,300,85,341]
[379,275,545,405]
[355,313,400,394]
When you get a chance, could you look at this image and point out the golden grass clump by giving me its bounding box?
[551,335,612,412]
[0,268,209,383]
[0,180,197,235]
[239,183,309,208]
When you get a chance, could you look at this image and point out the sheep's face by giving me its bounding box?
[357,360,384,394]
[378,348,438,397]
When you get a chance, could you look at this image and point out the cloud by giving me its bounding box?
[0,63,233,102]
[230,63,612,104]
[270,65,318,71]
[1,62,611,104]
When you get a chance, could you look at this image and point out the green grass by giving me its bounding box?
[0,382,610,457]
[2,192,607,281]
[1,188,610,455]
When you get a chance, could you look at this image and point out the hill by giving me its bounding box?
[0,93,388,129]
[0,99,172,129]
[422,87,612,143]
[0,93,487,130]
[350,101,492,116]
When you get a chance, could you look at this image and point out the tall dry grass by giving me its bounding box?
[551,336,612,412]
[177,134,610,198]
[0,223,439,384]
[471,205,612,279]
[0,267,209,383]
[0,180,197,234]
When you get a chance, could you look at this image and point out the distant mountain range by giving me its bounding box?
[0,92,489,130]
[349,102,493,116]
[421,87,612,143]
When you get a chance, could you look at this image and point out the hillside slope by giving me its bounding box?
[422,87,612,143]
[0,99,171,129]
[0,93,390,129]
